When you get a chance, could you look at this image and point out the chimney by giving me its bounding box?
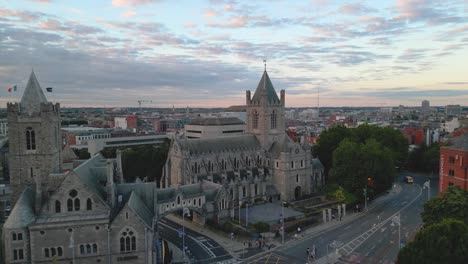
[246,90,251,105]
[106,160,115,207]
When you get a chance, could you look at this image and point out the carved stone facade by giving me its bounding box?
[163,70,325,203]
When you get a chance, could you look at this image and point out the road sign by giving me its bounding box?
[178,228,184,238]
[400,241,406,248]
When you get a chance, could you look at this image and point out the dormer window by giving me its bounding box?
[26,127,36,150]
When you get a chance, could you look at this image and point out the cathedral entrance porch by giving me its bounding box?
[294,186,302,200]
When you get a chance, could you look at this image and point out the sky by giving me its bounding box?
[0,0,467,108]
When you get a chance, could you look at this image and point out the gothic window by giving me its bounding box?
[26,127,36,150]
[13,249,24,260]
[120,228,136,252]
[17,233,22,240]
[234,158,238,169]
[86,198,92,210]
[252,110,259,129]
[68,190,80,211]
[242,186,246,197]
[74,198,80,211]
[255,184,258,195]
[45,248,50,258]
[57,247,63,256]
[55,200,61,213]
[177,196,181,205]
[67,199,73,212]
[301,160,304,168]
[207,160,211,172]
[271,110,277,129]
[30,168,34,178]
[296,174,299,183]
[80,245,85,254]
[291,161,294,169]
[12,233,17,241]
[92,244,97,253]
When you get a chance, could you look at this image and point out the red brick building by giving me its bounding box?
[401,127,425,145]
[439,134,468,195]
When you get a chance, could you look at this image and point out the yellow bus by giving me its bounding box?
[404,176,414,183]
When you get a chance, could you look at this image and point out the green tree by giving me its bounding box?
[313,125,352,178]
[421,186,468,226]
[252,222,270,233]
[330,139,395,199]
[397,219,468,264]
[73,148,91,159]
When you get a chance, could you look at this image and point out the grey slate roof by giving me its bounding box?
[127,191,153,229]
[62,144,78,162]
[116,182,156,210]
[446,134,468,151]
[312,158,324,170]
[265,184,280,196]
[20,71,48,113]
[155,188,176,203]
[4,187,36,229]
[73,153,108,200]
[180,184,203,198]
[251,71,280,104]
[178,135,260,154]
[188,117,245,126]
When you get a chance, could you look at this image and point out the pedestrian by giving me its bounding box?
[306,247,310,259]
[297,227,301,233]
[268,244,272,250]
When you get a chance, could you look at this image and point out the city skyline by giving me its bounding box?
[1,0,468,108]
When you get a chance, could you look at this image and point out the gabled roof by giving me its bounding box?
[62,144,78,163]
[251,71,280,104]
[4,187,36,229]
[312,158,324,170]
[73,153,108,200]
[127,191,153,229]
[20,71,48,113]
[177,134,260,154]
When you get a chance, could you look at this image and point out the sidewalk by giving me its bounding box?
[166,184,402,262]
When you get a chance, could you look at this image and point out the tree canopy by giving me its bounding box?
[406,143,440,173]
[421,186,468,226]
[397,219,468,264]
[313,124,408,179]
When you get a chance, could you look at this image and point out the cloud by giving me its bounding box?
[339,3,376,16]
[121,11,137,17]
[28,0,52,3]
[204,8,220,17]
[112,0,159,8]
[207,16,248,28]
[442,82,468,85]
[184,21,197,28]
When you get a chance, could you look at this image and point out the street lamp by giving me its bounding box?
[391,213,401,250]
[182,207,191,259]
[423,180,430,200]
[68,230,75,264]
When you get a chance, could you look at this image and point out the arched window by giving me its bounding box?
[68,189,80,211]
[51,248,56,257]
[234,158,237,169]
[67,199,73,212]
[74,198,80,211]
[177,196,181,205]
[57,247,63,257]
[45,248,50,258]
[86,198,92,211]
[271,110,277,129]
[55,200,61,213]
[80,245,85,254]
[207,160,211,172]
[119,228,136,252]
[252,110,259,129]
[26,127,36,150]
[92,244,97,253]
[12,232,17,241]
[86,244,91,254]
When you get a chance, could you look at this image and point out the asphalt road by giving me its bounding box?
[249,172,436,264]
[159,217,234,263]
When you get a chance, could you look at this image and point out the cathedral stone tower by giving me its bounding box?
[246,70,286,149]
[7,71,62,208]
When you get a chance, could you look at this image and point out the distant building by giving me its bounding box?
[441,118,460,134]
[298,109,319,120]
[114,115,138,130]
[445,104,461,117]
[439,133,468,195]
[62,127,111,146]
[401,127,425,145]
[184,117,245,139]
[421,100,430,115]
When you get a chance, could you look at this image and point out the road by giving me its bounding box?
[248,172,436,264]
[159,217,234,263]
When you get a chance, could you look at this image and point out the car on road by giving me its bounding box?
[404,176,414,184]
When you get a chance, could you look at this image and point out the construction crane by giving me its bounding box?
[137,100,152,112]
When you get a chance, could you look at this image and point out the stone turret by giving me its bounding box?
[7,71,62,206]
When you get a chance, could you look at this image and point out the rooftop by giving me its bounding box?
[188,117,244,126]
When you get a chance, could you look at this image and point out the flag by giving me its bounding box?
[46,87,53,92]
[7,85,17,92]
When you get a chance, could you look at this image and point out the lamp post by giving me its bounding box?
[326,240,343,264]
[423,180,430,200]
[245,201,249,228]
[182,207,191,259]
[391,213,401,250]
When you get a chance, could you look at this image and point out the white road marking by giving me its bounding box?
[344,225,352,230]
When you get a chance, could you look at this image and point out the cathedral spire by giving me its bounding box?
[20,71,48,113]
[251,70,280,105]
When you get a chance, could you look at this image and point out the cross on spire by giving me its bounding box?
[263,58,267,72]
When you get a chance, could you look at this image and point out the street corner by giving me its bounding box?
[245,252,295,264]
